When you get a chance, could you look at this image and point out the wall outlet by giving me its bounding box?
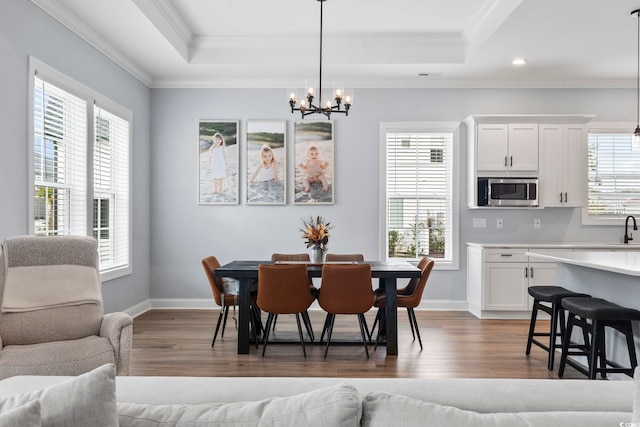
[473,218,487,228]
[534,218,541,229]
[496,218,503,229]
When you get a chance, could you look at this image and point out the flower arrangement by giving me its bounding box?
[300,215,332,251]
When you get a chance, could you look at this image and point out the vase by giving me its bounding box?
[310,246,324,264]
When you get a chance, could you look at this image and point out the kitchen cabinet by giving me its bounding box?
[476,123,538,173]
[467,247,556,318]
[539,124,587,207]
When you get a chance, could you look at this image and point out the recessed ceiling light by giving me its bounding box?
[512,58,527,66]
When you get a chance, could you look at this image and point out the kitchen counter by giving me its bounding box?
[524,248,640,377]
[525,250,640,276]
[467,242,640,249]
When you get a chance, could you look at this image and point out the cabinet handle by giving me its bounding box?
[510,156,513,167]
[524,267,528,278]
[500,254,513,257]
[560,193,563,203]
[530,267,534,278]
[564,192,568,203]
[504,156,508,167]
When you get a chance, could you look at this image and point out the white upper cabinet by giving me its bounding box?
[539,124,587,207]
[477,123,538,173]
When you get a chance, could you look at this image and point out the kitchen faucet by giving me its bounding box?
[624,215,638,243]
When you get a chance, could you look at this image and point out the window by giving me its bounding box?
[29,58,131,280]
[381,123,459,269]
[583,124,640,225]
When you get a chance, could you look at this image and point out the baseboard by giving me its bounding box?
[125,298,468,317]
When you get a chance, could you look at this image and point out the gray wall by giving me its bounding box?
[150,88,632,305]
[1,0,634,312]
[0,0,152,313]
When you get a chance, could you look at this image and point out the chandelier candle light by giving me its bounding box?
[288,0,352,119]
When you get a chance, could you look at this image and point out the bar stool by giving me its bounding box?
[558,297,640,379]
[525,286,590,370]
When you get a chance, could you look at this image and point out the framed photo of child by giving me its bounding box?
[294,121,334,204]
[246,120,286,205]
[198,120,239,205]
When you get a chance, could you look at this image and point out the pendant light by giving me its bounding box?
[633,9,640,145]
[288,0,352,119]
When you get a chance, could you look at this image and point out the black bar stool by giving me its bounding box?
[525,286,590,370]
[559,297,640,379]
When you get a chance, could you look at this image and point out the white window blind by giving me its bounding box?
[385,131,453,261]
[33,76,87,236]
[94,107,130,273]
[587,133,640,218]
[30,58,132,280]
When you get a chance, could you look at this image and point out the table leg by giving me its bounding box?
[237,278,251,354]
[383,277,398,355]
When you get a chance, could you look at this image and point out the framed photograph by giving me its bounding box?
[246,120,286,205]
[198,120,239,205]
[294,121,334,204]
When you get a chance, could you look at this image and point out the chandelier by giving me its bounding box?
[288,0,352,119]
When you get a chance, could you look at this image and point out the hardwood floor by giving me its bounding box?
[130,309,585,379]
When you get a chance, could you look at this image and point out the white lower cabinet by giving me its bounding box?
[467,247,556,318]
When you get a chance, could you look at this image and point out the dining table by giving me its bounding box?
[214,260,422,355]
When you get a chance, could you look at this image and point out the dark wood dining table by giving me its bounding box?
[214,260,422,355]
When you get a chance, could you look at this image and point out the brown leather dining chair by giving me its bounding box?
[318,264,374,358]
[257,264,315,357]
[201,256,261,348]
[320,253,369,341]
[270,253,317,340]
[324,253,364,262]
[371,256,435,350]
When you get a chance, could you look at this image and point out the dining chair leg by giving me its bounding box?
[251,306,264,336]
[221,306,230,338]
[362,315,372,345]
[249,312,259,350]
[358,313,370,359]
[324,314,336,358]
[301,311,315,342]
[370,310,380,341]
[212,307,225,347]
[320,313,332,344]
[295,313,307,357]
[409,308,423,350]
[262,313,275,357]
[407,308,416,340]
[374,309,386,351]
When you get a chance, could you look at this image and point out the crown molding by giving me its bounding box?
[30,0,154,87]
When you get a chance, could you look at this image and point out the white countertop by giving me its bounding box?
[526,250,640,276]
[467,242,640,249]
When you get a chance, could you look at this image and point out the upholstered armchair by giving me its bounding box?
[0,235,133,379]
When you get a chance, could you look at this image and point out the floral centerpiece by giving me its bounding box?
[300,216,332,262]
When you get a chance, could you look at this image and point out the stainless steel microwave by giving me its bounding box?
[477,178,538,207]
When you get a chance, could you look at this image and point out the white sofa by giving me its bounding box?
[0,364,636,426]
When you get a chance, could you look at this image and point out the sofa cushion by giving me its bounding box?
[117,383,361,427]
[0,335,115,379]
[362,392,631,427]
[0,400,41,426]
[0,363,117,427]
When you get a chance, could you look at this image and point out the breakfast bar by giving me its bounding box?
[526,250,640,373]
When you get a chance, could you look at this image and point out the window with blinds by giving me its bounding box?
[30,59,131,279]
[587,132,640,219]
[93,107,130,273]
[384,130,453,262]
[33,78,88,236]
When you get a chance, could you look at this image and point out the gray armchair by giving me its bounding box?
[0,235,133,379]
